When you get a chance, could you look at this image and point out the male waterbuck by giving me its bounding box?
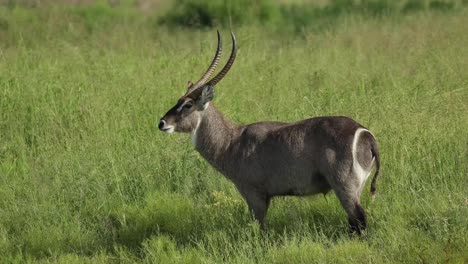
[158,32,380,234]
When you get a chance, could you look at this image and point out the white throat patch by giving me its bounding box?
[191,117,201,146]
[192,103,208,145]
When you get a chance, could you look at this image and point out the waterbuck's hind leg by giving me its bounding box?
[335,127,374,235]
[334,188,367,235]
[348,203,367,235]
[326,160,368,235]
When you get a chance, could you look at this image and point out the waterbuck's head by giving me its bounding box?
[158,31,237,134]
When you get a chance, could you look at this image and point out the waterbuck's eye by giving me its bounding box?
[183,103,193,109]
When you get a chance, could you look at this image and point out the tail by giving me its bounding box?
[369,135,380,199]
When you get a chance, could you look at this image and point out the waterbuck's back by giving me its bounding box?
[226,116,363,196]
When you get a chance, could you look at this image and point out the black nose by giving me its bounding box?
[158,120,166,130]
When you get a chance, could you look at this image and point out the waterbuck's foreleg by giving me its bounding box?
[241,190,271,229]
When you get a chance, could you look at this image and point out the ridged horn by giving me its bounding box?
[186,31,222,95]
[206,32,237,86]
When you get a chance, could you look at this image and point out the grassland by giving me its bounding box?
[0,2,467,263]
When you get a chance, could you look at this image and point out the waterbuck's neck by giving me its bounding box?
[192,104,241,173]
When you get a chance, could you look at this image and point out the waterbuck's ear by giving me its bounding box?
[196,85,214,109]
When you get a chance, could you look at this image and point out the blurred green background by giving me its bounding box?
[0,0,467,263]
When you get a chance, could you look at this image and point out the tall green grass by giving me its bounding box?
[0,3,467,263]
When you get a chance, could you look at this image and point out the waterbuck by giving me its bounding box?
[158,32,380,234]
